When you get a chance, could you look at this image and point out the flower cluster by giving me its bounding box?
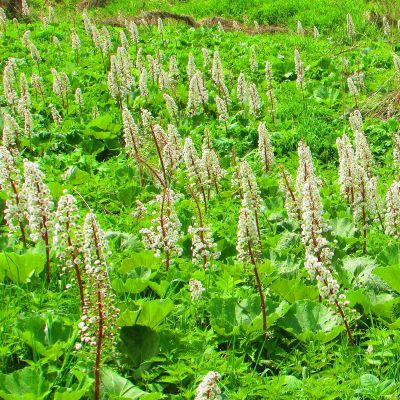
[187,71,208,116]
[108,47,134,103]
[347,13,355,38]
[188,222,220,269]
[248,82,261,116]
[49,103,62,125]
[21,159,54,243]
[189,279,205,301]
[2,113,20,154]
[294,49,305,89]
[385,181,400,238]
[0,146,26,243]
[297,141,347,307]
[258,122,275,173]
[183,138,208,202]
[336,134,356,203]
[212,50,229,100]
[236,72,247,107]
[2,58,17,105]
[215,95,229,122]
[249,46,258,73]
[236,205,260,263]
[140,188,182,269]
[78,213,119,348]
[163,124,182,175]
[201,135,226,194]
[279,167,302,222]
[122,106,141,158]
[195,372,221,400]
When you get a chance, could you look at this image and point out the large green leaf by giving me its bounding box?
[118,252,158,274]
[54,387,89,400]
[15,314,74,359]
[209,297,286,336]
[100,368,146,399]
[84,115,121,140]
[0,367,51,400]
[270,278,318,302]
[377,244,400,267]
[118,299,174,329]
[0,252,45,283]
[278,300,343,342]
[374,265,400,294]
[209,297,237,335]
[118,325,160,368]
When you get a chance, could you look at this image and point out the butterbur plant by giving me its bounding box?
[188,187,220,270]
[53,193,85,310]
[393,132,400,176]
[2,113,20,154]
[347,13,356,41]
[258,122,275,174]
[0,146,27,247]
[201,131,225,196]
[187,71,208,116]
[385,181,400,238]
[212,50,229,101]
[347,76,359,107]
[21,160,54,283]
[140,188,182,271]
[265,62,276,122]
[195,371,221,400]
[297,141,354,344]
[70,28,81,64]
[279,167,302,223]
[239,160,265,246]
[183,137,208,209]
[80,213,119,400]
[236,72,247,108]
[236,204,267,336]
[294,49,305,98]
[122,106,143,184]
[189,279,205,301]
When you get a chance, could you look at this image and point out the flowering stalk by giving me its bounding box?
[0,146,27,247]
[347,77,359,108]
[248,82,261,117]
[183,138,208,211]
[188,187,219,271]
[195,371,221,400]
[211,51,230,102]
[21,160,54,283]
[258,122,275,174]
[237,72,247,109]
[122,106,143,185]
[294,49,305,99]
[297,141,354,344]
[385,181,400,239]
[201,131,225,197]
[80,213,119,400]
[71,28,81,65]
[239,161,264,247]
[265,62,276,122]
[236,205,267,336]
[393,132,400,178]
[140,188,182,271]
[278,166,302,223]
[53,193,85,311]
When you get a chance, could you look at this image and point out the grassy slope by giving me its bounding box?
[2,1,400,399]
[94,0,377,30]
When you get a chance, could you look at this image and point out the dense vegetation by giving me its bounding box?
[2,1,400,399]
